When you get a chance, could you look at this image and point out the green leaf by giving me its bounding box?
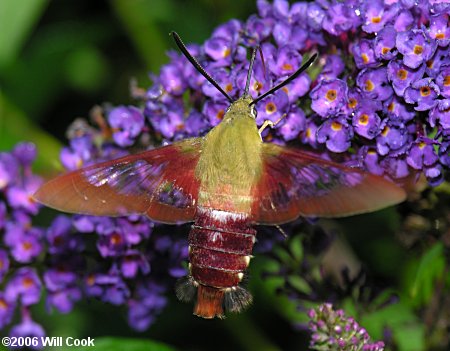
[63,45,110,93]
[111,0,171,71]
[287,275,311,295]
[393,324,426,351]
[0,0,49,67]
[272,245,292,265]
[289,234,303,262]
[250,256,312,324]
[410,242,445,306]
[62,337,177,351]
[1,20,112,120]
[0,92,61,172]
[361,301,425,350]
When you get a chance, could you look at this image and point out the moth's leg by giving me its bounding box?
[258,114,287,140]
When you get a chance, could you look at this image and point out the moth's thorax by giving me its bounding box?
[195,96,262,213]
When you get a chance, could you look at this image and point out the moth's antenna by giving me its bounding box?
[244,46,259,97]
[170,31,233,103]
[259,47,267,80]
[249,53,318,106]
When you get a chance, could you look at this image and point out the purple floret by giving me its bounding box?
[108,106,145,147]
[310,79,348,117]
[317,117,353,153]
[404,78,440,111]
[396,29,437,69]
[357,67,393,101]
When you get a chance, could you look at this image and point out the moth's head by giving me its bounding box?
[227,95,257,119]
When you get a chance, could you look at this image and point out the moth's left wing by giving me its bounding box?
[34,138,202,224]
[252,143,406,225]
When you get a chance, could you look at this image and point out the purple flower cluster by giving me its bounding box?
[308,303,385,351]
[0,143,45,339]
[139,0,449,185]
[0,143,188,343]
[3,0,450,340]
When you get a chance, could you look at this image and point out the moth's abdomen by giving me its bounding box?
[177,207,256,319]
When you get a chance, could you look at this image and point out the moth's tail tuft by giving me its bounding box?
[223,286,253,313]
[175,275,197,303]
[194,285,225,319]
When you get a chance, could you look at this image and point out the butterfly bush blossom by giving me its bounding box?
[308,304,385,351]
[142,0,449,186]
[1,0,450,346]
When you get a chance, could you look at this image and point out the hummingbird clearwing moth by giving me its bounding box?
[34,32,406,319]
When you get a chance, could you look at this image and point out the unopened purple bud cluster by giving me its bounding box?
[308,303,385,351]
[139,0,449,185]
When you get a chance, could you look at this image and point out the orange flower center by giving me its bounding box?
[266,102,277,114]
[217,109,225,120]
[382,47,390,55]
[326,89,337,101]
[381,126,390,136]
[388,102,395,112]
[110,233,122,245]
[331,121,342,131]
[225,83,233,93]
[223,48,231,58]
[362,53,369,64]
[0,299,7,309]
[397,69,408,80]
[413,45,423,55]
[22,277,34,288]
[358,114,369,125]
[426,59,434,69]
[419,142,426,149]
[435,33,445,40]
[365,79,375,91]
[282,87,289,94]
[22,241,33,251]
[444,75,450,87]
[420,86,431,96]
[348,97,358,109]
[86,275,95,286]
[253,81,263,92]
[282,63,293,71]
[371,16,381,23]
[305,128,312,138]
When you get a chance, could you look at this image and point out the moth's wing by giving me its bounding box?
[34,138,202,224]
[252,143,406,225]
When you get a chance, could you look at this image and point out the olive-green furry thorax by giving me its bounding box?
[195,96,263,211]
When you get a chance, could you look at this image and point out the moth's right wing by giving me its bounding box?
[34,138,203,224]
